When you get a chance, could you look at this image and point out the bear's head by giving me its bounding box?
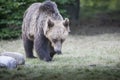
[44,18,70,54]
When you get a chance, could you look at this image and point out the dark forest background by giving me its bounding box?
[0,0,120,39]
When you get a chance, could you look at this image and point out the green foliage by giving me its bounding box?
[80,0,120,18]
[53,0,75,17]
[53,0,74,4]
[0,0,27,39]
[0,0,24,26]
[0,28,21,40]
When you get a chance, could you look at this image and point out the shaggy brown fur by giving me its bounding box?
[22,0,70,61]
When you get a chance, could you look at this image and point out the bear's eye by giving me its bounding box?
[52,39,57,43]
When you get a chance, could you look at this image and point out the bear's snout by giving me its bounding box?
[55,50,62,54]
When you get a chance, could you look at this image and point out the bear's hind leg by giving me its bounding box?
[22,34,36,58]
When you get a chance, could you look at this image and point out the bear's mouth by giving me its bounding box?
[52,42,62,54]
[55,50,62,54]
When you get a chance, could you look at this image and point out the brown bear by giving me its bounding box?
[22,0,70,61]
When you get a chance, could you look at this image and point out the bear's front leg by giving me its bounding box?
[34,34,52,62]
[22,34,36,58]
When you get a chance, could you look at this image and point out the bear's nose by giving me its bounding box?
[55,50,61,54]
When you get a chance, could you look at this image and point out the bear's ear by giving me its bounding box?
[44,19,54,35]
[63,18,70,32]
[47,19,54,29]
[63,18,69,27]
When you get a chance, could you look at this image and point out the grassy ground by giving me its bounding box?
[0,25,120,80]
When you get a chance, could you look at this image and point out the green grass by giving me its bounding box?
[0,26,120,80]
